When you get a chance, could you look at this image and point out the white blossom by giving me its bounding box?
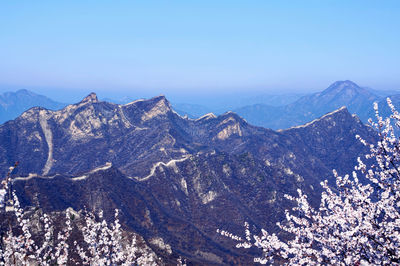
[1,171,160,265]
[0,189,5,207]
[77,209,158,265]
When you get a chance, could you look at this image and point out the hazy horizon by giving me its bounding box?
[1,79,400,108]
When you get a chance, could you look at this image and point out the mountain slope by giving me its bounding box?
[12,166,234,264]
[1,94,377,264]
[0,89,66,124]
[235,80,381,129]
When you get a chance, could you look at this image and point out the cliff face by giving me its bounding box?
[2,94,377,264]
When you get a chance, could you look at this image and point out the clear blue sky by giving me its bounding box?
[0,0,399,101]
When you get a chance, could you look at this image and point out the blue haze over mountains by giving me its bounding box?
[105,80,400,129]
[233,80,394,129]
[2,80,400,129]
[0,89,67,124]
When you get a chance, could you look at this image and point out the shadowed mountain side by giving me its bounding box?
[12,166,259,265]
[279,107,374,177]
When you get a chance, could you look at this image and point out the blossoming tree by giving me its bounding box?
[75,209,158,265]
[0,165,159,265]
[219,99,400,265]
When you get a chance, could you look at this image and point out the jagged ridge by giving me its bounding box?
[1,93,377,264]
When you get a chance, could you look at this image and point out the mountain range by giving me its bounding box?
[1,80,399,131]
[0,89,66,124]
[0,93,377,264]
[234,80,400,129]
[170,93,306,119]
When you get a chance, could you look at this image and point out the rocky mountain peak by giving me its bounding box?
[149,95,169,106]
[219,111,243,120]
[323,80,362,94]
[15,89,33,95]
[219,111,249,127]
[140,95,172,121]
[211,112,248,140]
[80,92,99,104]
[1,89,39,104]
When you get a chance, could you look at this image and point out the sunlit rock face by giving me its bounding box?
[1,94,377,264]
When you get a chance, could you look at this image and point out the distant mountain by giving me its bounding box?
[103,92,306,120]
[235,80,384,129]
[171,103,210,118]
[102,96,136,105]
[236,93,306,107]
[0,89,66,124]
[365,87,400,98]
[0,94,376,264]
[172,93,306,119]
